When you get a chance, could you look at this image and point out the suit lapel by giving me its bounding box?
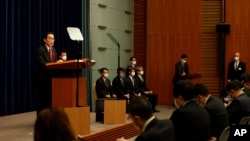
[42,45,50,62]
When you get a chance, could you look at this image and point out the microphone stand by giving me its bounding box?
[76,41,81,107]
[117,43,120,68]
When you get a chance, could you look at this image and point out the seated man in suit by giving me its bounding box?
[126,56,137,76]
[135,66,159,112]
[125,67,141,100]
[241,72,250,97]
[170,80,210,141]
[228,52,246,82]
[112,67,130,108]
[95,67,117,98]
[225,80,250,124]
[116,97,175,141]
[194,83,229,140]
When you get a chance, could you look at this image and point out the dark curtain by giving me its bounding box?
[0,0,83,115]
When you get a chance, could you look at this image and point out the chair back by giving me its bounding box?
[219,126,230,141]
[239,116,250,125]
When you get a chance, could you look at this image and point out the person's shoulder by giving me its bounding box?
[96,77,102,82]
[37,45,46,50]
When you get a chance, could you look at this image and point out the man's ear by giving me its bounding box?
[133,115,141,121]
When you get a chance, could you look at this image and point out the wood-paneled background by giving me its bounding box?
[146,0,201,105]
[226,0,250,78]
[134,0,250,105]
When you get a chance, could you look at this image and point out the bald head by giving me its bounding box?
[235,52,240,57]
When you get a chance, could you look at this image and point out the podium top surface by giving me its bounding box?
[46,58,96,70]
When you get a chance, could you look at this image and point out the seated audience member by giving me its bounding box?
[126,67,141,100]
[170,80,210,141]
[112,67,130,101]
[194,83,229,140]
[225,80,250,124]
[126,56,137,76]
[116,97,175,141]
[241,72,250,97]
[34,107,76,141]
[135,66,159,112]
[95,67,117,98]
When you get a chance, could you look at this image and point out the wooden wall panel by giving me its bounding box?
[146,0,202,105]
[134,0,146,69]
[225,0,250,80]
[201,0,222,96]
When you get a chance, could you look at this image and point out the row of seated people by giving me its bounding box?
[95,66,159,112]
[33,80,250,141]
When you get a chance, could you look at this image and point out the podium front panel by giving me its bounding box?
[52,77,87,107]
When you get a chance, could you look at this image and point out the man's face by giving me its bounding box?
[44,34,55,47]
[131,58,137,65]
[244,81,250,90]
[127,114,142,130]
[102,69,109,77]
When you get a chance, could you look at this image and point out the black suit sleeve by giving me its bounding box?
[226,100,242,124]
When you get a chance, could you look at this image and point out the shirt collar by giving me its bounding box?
[204,95,211,105]
[183,99,193,106]
[45,45,51,51]
[142,116,155,132]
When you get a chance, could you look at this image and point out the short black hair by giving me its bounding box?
[99,67,108,73]
[128,97,153,120]
[130,56,136,61]
[181,54,188,58]
[128,66,135,73]
[226,80,244,92]
[117,67,125,74]
[241,72,250,82]
[136,66,143,72]
[43,32,54,39]
[173,80,195,101]
[194,83,209,97]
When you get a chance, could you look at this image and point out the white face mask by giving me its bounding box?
[119,73,125,78]
[224,95,232,101]
[234,56,239,61]
[182,59,187,64]
[62,56,67,61]
[174,99,180,109]
[131,61,136,65]
[131,72,135,76]
[140,71,144,75]
[104,73,109,78]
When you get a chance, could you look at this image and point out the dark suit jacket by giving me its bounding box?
[226,93,250,124]
[172,61,189,84]
[112,76,129,99]
[95,77,114,98]
[134,75,149,94]
[126,64,136,76]
[170,100,210,141]
[125,76,140,96]
[36,45,58,112]
[37,45,58,75]
[135,118,175,141]
[205,96,229,138]
[228,61,246,81]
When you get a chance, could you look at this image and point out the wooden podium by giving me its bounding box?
[46,58,95,136]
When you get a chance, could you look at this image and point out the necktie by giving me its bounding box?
[140,76,144,82]
[234,61,238,70]
[120,78,124,86]
[105,79,109,88]
[49,48,53,62]
[131,77,134,86]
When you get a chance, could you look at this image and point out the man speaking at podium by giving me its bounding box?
[36,32,58,114]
